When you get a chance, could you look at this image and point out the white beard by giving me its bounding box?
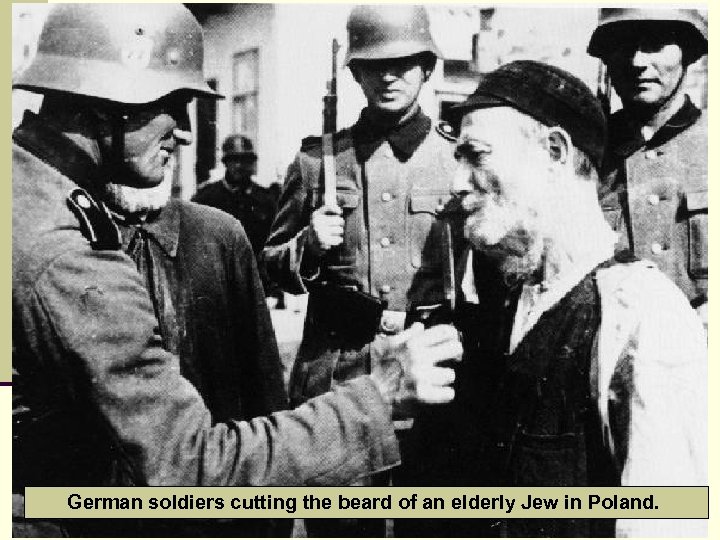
[102,168,173,216]
[103,179,172,215]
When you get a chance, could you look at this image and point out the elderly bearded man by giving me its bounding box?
[396,61,707,539]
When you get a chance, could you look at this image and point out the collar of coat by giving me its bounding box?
[13,111,103,193]
[116,199,181,258]
[609,95,702,158]
[352,107,432,163]
[14,111,181,257]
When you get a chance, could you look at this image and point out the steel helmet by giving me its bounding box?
[13,3,221,104]
[344,5,442,65]
[588,8,707,65]
[221,135,256,161]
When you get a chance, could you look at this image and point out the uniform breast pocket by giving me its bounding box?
[686,189,707,279]
[407,190,449,270]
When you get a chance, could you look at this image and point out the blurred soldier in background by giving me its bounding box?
[12,4,461,537]
[193,134,279,257]
[193,134,285,307]
[263,6,456,535]
[588,9,708,328]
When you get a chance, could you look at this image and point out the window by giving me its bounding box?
[232,49,259,142]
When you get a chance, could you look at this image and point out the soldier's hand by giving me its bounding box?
[370,323,462,415]
[307,204,344,255]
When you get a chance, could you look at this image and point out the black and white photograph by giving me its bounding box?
[11,3,707,538]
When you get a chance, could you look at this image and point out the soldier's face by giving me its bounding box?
[606,35,685,109]
[452,108,549,279]
[224,155,257,186]
[112,94,193,188]
[353,56,428,115]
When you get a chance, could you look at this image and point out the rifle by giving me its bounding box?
[322,38,340,208]
[312,38,386,343]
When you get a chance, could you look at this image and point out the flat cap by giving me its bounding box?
[454,60,607,168]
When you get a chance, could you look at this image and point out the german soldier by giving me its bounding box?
[193,134,279,257]
[12,4,461,537]
[588,9,708,327]
[193,134,285,307]
[262,7,456,534]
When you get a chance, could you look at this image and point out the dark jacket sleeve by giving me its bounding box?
[23,247,399,486]
[261,153,321,294]
[230,222,289,416]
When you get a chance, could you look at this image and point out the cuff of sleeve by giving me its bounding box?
[346,376,402,476]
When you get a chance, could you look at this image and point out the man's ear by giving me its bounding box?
[545,126,571,165]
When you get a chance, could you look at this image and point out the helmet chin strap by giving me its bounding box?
[663,69,687,110]
[109,110,127,173]
[87,105,130,189]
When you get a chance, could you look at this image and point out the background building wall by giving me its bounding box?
[194,4,277,191]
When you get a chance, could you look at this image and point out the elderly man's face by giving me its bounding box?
[605,34,685,109]
[452,107,550,278]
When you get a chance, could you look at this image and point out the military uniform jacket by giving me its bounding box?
[12,112,400,536]
[118,199,291,537]
[599,97,707,305]
[192,179,278,256]
[119,200,287,422]
[262,109,456,402]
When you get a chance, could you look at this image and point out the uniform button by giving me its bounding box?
[76,193,92,209]
[650,242,665,255]
[380,237,391,248]
[381,192,393,202]
[379,285,391,294]
[645,150,658,159]
[647,193,660,206]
